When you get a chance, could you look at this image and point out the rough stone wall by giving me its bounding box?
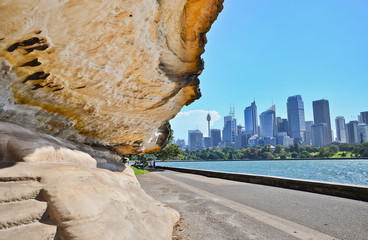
[0,0,223,155]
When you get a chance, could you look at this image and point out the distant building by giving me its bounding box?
[335,116,347,143]
[346,121,359,145]
[357,124,368,143]
[244,101,258,136]
[287,95,306,143]
[313,99,332,144]
[222,108,237,146]
[304,121,314,145]
[188,129,203,149]
[264,137,277,146]
[276,117,288,134]
[259,105,277,138]
[235,133,249,148]
[276,132,294,147]
[358,114,363,123]
[210,129,221,147]
[311,123,329,147]
[203,137,211,148]
[248,135,260,147]
[361,111,368,125]
[175,139,186,149]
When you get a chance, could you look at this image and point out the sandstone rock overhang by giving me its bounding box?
[0,0,224,155]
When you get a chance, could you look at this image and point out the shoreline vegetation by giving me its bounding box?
[130,143,368,165]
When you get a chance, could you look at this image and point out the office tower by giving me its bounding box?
[358,114,363,123]
[311,123,329,147]
[244,101,258,136]
[222,108,237,146]
[235,133,249,148]
[357,124,368,143]
[188,129,203,149]
[313,99,332,144]
[331,130,335,142]
[361,111,368,124]
[335,116,346,143]
[287,95,306,143]
[276,117,288,134]
[210,129,221,147]
[206,113,211,137]
[259,105,277,138]
[203,137,211,148]
[346,121,359,144]
[304,121,314,145]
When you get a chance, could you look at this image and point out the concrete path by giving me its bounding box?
[137,170,368,240]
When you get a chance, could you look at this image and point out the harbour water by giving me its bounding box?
[157,159,368,186]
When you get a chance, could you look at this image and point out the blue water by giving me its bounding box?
[157,159,368,186]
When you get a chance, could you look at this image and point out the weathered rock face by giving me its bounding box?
[0,122,179,240]
[0,0,223,155]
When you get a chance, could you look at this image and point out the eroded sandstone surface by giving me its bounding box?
[0,122,179,240]
[0,0,223,155]
[0,1,223,239]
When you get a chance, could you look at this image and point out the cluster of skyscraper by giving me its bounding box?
[182,96,368,150]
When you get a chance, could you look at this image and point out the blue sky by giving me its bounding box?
[171,0,368,141]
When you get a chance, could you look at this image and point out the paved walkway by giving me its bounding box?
[137,170,368,240]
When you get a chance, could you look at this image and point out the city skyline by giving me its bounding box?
[177,103,368,149]
[172,96,367,143]
[171,1,368,141]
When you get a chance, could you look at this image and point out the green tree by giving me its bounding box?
[274,145,284,154]
[261,145,272,153]
[328,145,339,154]
[154,143,182,161]
[261,151,274,159]
[318,147,333,158]
[339,143,355,152]
[299,151,311,159]
[290,143,300,153]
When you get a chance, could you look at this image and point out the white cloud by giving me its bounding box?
[170,110,222,141]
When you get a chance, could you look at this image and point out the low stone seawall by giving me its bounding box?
[156,166,368,202]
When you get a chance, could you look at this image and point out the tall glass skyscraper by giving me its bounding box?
[259,105,276,138]
[346,121,358,144]
[335,116,346,143]
[244,101,258,136]
[223,108,237,146]
[276,117,288,134]
[287,95,306,143]
[357,124,368,143]
[188,129,203,150]
[312,99,332,144]
[361,111,368,125]
[210,129,221,147]
[311,123,329,147]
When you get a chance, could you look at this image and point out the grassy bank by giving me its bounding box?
[131,166,149,175]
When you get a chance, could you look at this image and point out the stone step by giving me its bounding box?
[0,222,57,240]
[0,199,47,229]
[0,180,43,203]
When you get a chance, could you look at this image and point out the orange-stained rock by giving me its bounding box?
[0,0,223,155]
